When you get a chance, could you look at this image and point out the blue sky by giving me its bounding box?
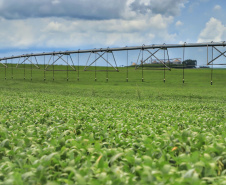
[0,0,225,66]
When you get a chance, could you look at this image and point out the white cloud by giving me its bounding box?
[0,0,127,20]
[213,5,221,11]
[43,21,63,32]
[0,19,36,49]
[0,0,187,52]
[197,18,226,42]
[0,0,188,21]
[130,0,187,16]
[0,14,176,49]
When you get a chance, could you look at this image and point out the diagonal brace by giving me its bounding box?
[45,54,63,70]
[34,56,40,68]
[26,57,40,69]
[111,51,118,70]
[84,52,106,71]
[85,52,92,68]
[69,55,76,69]
[146,49,171,70]
[16,57,29,67]
[136,49,161,69]
[143,49,161,63]
[96,52,119,71]
[213,46,226,58]
[16,56,40,69]
[0,60,8,67]
[208,50,226,65]
[16,57,21,68]
[56,54,76,70]
[45,55,53,70]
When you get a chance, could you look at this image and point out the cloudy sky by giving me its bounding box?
[0,0,225,65]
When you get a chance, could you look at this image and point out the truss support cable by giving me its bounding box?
[106,51,108,82]
[31,57,32,81]
[211,46,213,85]
[44,55,46,81]
[35,56,39,68]
[69,54,76,80]
[207,45,208,68]
[69,54,76,69]
[112,51,118,71]
[95,52,97,81]
[45,55,53,70]
[127,50,128,82]
[5,59,7,80]
[85,52,92,68]
[167,49,170,69]
[53,55,55,81]
[16,57,21,68]
[142,49,144,82]
[11,59,13,79]
[24,58,25,80]
[164,50,165,83]
[67,55,69,81]
[183,45,185,84]
[136,50,141,69]
[78,51,80,81]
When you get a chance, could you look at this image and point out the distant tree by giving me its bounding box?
[183,59,197,68]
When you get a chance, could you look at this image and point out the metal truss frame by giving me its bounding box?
[0,42,225,84]
[135,47,171,70]
[0,59,7,68]
[44,54,76,71]
[0,42,226,63]
[84,50,119,72]
[207,45,226,66]
[16,56,40,69]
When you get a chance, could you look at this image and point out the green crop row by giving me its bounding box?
[0,69,226,184]
[0,89,225,184]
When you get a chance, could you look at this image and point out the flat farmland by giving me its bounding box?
[0,67,225,184]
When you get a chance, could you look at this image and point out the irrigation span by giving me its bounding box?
[0,42,225,84]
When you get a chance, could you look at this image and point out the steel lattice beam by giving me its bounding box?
[207,46,226,65]
[0,42,226,61]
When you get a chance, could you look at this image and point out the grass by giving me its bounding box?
[0,66,226,184]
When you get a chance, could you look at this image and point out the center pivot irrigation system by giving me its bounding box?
[0,42,225,84]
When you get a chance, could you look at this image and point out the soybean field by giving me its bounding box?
[0,67,226,184]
